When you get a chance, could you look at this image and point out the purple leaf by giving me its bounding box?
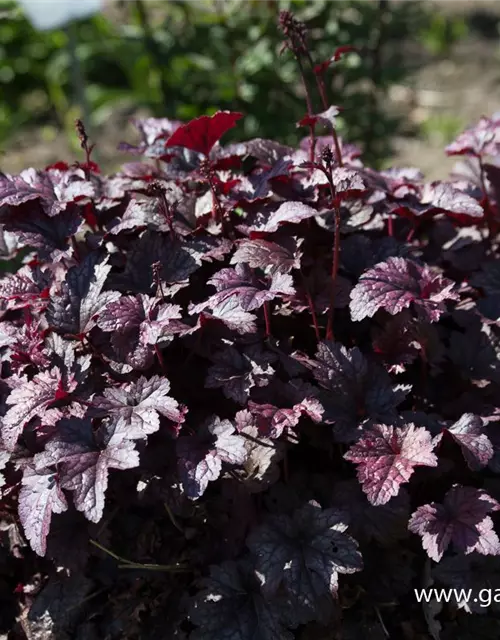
[217,138,294,165]
[344,423,438,505]
[47,253,120,335]
[108,196,180,235]
[301,341,409,442]
[191,297,258,335]
[350,257,458,323]
[436,413,493,471]
[198,263,294,313]
[0,169,62,217]
[409,485,500,561]
[0,263,52,312]
[331,167,365,194]
[0,201,81,255]
[244,399,321,439]
[445,117,500,157]
[0,167,96,216]
[18,466,68,556]
[92,375,184,440]
[247,501,362,620]
[233,416,285,492]
[111,230,198,295]
[2,368,64,451]
[251,201,319,233]
[39,417,139,523]
[420,182,484,218]
[231,238,301,276]
[205,345,275,405]
[97,294,189,369]
[177,416,246,499]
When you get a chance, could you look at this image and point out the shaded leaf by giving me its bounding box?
[409,485,500,561]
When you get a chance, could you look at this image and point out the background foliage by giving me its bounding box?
[0,0,466,167]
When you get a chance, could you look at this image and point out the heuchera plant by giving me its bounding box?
[2,10,500,640]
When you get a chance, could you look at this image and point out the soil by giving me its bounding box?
[390,0,500,179]
[1,0,500,180]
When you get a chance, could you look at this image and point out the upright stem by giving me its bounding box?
[263,302,272,338]
[295,55,317,162]
[478,155,495,238]
[387,213,393,237]
[302,273,320,341]
[406,224,417,243]
[326,202,341,341]
[304,51,343,167]
[307,163,342,341]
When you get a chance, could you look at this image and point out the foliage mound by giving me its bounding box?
[1,10,500,640]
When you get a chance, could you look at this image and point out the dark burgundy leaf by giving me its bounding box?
[205,345,275,405]
[350,257,458,322]
[177,416,246,499]
[331,480,410,545]
[251,201,319,233]
[448,327,500,386]
[0,169,63,217]
[47,253,120,335]
[231,237,301,275]
[111,230,199,296]
[471,260,500,295]
[409,485,500,561]
[198,263,294,312]
[189,559,304,640]
[38,417,139,522]
[23,573,92,638]
[436,414,493,471]
[302,340,409,442]
[96,294,189,370]
[247,501,362,621]
[0,202,81,254]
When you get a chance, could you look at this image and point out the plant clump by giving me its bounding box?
[1,12,500,640]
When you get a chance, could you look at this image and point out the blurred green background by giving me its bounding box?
[0,0,490,173]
